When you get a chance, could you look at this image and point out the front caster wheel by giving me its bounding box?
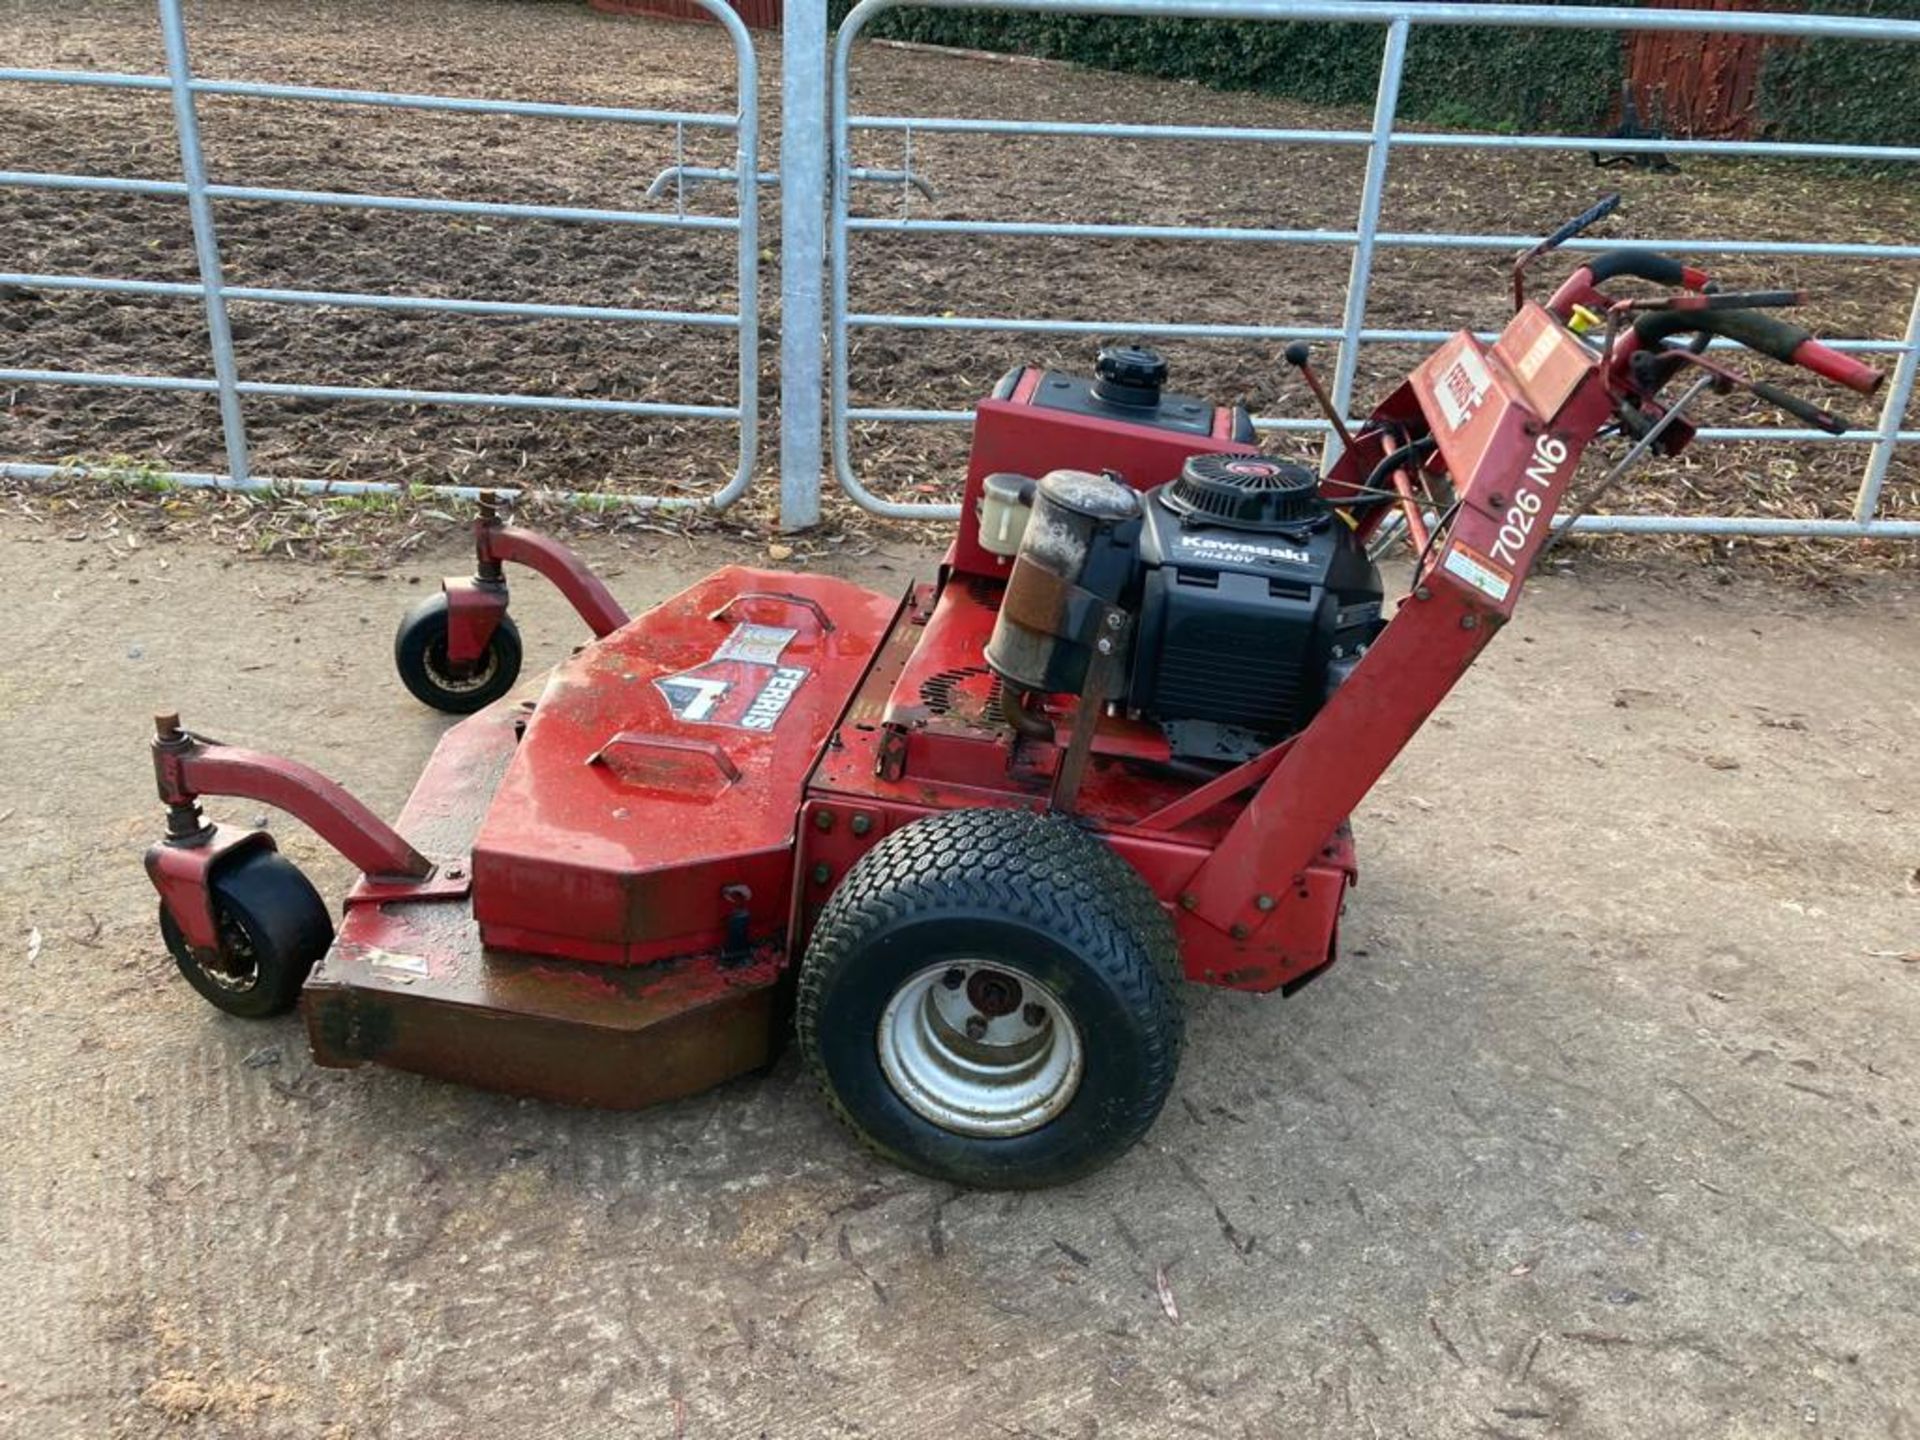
[797,807,1183,1190]
[159,849,335,1019]
[393,593,523,714]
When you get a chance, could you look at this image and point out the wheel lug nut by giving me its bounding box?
[1022,1002,1046,1027]
[964,1015,989,1041]
[942,968,965,990]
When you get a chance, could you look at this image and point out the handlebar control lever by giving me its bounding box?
[1749,381,1850,436]
[1282,342,1357,453]
[1514,191,1622,309]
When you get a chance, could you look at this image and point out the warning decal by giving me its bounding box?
[655,623,810,731]
[1432,343,1494,432]
[1441,541,1513,604]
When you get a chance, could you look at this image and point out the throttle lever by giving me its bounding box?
[1749,381,1850,436]
[1282,342,1356,453]
[1514,191,1622,308]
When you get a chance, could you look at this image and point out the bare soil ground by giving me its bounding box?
[3,514,1920,1439]
[0,0,1915,544]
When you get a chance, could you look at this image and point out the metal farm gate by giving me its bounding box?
[2,0,1918,540]
[0,0,763,508]
[829,0,1920,535]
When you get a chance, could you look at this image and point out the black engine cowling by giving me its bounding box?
[1130,454,1384,762]
[984,455,1385,765]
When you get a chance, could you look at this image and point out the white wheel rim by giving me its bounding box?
[424,634,499,693]
[876,961,1084,1138]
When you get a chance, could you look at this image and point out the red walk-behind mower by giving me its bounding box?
[145,199,1884,1188]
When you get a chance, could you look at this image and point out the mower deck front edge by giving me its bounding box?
[302,679,786,1109]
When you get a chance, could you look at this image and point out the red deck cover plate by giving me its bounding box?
[470,566,900,965]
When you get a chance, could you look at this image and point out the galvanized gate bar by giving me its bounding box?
[0,0,761,509]
[850,113,1920,166]
[0,367,741,419]
[1328,16,1407,458]
[158,0,249,485]
[838,311,1904,353]
[0,168,743,229]
[842,214,1920,260]
[0,273,737,329]
[831,0,1920,535]
[779,0,831,531]
[0,67,738,127]
[1855,289,1920,526]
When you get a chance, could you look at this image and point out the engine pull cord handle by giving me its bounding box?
[1514,191,1621,310]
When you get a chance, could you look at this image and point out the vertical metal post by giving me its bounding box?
[1853,283,1920,525]
[1325,16,1408,468]
[779,0,829,531]
[157,0,250,485]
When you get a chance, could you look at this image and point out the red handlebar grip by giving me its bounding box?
[1792,338,1883,396]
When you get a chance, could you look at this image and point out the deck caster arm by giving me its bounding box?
[146,713,462,951]
[442,494,631,667]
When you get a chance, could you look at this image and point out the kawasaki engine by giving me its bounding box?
[981,412,1385,765]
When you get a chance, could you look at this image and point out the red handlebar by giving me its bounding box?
[1788,337,1883,396]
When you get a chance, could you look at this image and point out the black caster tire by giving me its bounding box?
[393,593,523,714]
[797,807,1183,1190]
[159,849,335,1019]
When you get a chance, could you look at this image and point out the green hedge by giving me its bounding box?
[831,2,1623,134]
[1756,0,1920,149]
[832,0,1920,148]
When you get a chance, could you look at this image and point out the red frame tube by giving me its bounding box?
[154,733,433,881]
[443,513,633,669]
[481,526,630,638]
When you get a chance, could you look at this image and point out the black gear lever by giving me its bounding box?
[1282,342,1356,452]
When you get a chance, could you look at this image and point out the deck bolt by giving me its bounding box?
[850,813,872,836]
[1255,894,1275,912]
[813,810,834,832]
[1461,614,1480,630]
[1105,612,1124,630]
[811,863,831,885]
[1178,893,1198,911]
[1414,586,1432,602]
[1230,923,1250,940]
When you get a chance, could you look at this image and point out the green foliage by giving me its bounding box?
[833,0,1920,147]
[831,3,1624,134]
[1756,0,1920,153]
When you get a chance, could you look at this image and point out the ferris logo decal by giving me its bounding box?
[1486,431,1572,567]
[741,666,807,730]
[1434,345,1495,431]
[654,622,809,731]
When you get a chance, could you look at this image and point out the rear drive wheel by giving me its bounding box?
[393,593,523,714]
[797,807,1183,1189]
[159,849,334,1019]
